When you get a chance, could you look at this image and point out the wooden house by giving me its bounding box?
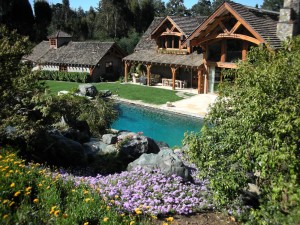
[24,31,125,82]
[123,0,300,94]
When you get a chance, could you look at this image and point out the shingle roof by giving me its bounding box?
[23,41,50,62]
[227,1,281,48]
[25,41,124,66]
[47,30,72,38]
[170,16,207,36]
[123,50,203,68]
[134,17,164,51]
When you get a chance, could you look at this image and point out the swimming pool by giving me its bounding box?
[112,103,203,147]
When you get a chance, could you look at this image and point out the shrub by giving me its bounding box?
[39,70,89,83]
[184,37,300,224]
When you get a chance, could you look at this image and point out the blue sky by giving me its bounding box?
[29,0,264,12]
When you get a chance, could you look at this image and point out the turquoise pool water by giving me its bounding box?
[112,103,203,147]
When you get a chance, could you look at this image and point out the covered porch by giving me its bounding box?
[123,50,210,94]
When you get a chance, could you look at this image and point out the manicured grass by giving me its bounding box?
[44,80,183,105]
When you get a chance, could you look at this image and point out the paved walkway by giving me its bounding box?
[112,92,218,118]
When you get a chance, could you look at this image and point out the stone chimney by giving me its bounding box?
[277,0,300,40]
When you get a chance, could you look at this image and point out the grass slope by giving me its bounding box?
[44,80,183,105]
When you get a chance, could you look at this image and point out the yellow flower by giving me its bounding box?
[162,222,168,225]
[84,198,91,203]
[106,206,110,210]
[14,191,21,197]
[50,206,57,214]
[110,199,115,203]
[83,190,89,195]
[3,199,9,204]
[10,183,15,188]
[33,199,39,203]
[25,191,31,196]
[121,213,125,217]
[9,201,15,207]
[151,215,157,220]
[54,210,60,217]
[3,214,8,219]
[134,208,142,215]
[71,189,76,192]
[25,187,32,192]
[83,222,89,225]
[103,217,109,222]
[130,221,135,225]
[166,217,174,222]
[115,195,119,199]
[38,183,43,187]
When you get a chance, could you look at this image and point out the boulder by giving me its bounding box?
[102,134,117,145]
[78,84,98,98]
[99,90,112,97]
[127,149,191,181]
[33,132,88,167]
[118,133,160,159]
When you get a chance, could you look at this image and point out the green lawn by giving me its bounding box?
[44,80,183,105]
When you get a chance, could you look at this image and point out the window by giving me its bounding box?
[105,62,113,73]
[50,39,56,46]
[59,65,68,72]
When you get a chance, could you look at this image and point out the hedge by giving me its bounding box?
[39,70,89,83]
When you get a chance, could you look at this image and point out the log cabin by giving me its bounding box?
[24,30,125,82]
[123,0,300,94]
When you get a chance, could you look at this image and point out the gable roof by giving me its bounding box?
[47,30,72,39]
[186,1,281,49]
[170,16,207,36]
[134,17,164,51]
[25,41,125,66]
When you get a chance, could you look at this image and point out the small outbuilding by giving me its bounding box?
[24,30,126,82]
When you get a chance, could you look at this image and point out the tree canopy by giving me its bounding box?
[184,37,300,224]
[261,0,283,11]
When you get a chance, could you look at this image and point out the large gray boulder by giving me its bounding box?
[118,132,160,159]
[127,149,191,181]
[102,134,118,145]
[78,84,98,98]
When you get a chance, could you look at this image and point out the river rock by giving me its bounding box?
[102,134,117,145]
[78,84,98,98]
[127,149,191,181]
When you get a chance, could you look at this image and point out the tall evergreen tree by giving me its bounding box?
[34,0,52,42]
[140,0,155,32]
[153,0,166,16]
[211,0,228,11]
[190,0,212,16]
[261,0,283,11]
[166,0,190,16]
[3,0,34,39]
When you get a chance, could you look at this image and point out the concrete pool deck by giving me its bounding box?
[112,93,218,118]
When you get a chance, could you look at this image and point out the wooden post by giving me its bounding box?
[146,64,152,86]
[242,41,248,61]
[171,67,178,90]
[221,40,227,62]
[124,62,130,83]
[197,69,202,94]
[205,66,209,94]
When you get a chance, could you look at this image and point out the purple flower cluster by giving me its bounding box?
[69,167,212,215]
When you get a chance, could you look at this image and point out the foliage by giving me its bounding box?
[34,1,52,42]
[190,0,212,16]
[39,70,89,83]
[184,36,300,224]
[116,29,141,54]
[261,0,283,11]
[0,147,152,225]
[45,80,183,105]
[166,0,190,16]
[0,27,116,148]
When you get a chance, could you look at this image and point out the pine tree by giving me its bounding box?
[261,0,283,11]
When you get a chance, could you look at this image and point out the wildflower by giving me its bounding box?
[115,195,119,199]
[166,217,174,222]
[84,198,91,203]
[10,183,15,188]
[38,183,43,187]
[151,215,157,219]
[3,199,9,204]
[106,205,110,210]
[110,200,115,204]
[121,213,125,217]
[134,208,142,215]
[162,223,168,225]
[83,190,89,195]
[9,201,15,207]
[14,191,21,197]
[71,189,76,192]
[3,214,8,219]
[83,222,89,225]
[50,206,57,214]
[63,213,68,218]
[54,210,60,217]
[130,221,135,225]
[103,217,109,222]
[25,187,32,192]
[25,192,31,196]
[33,199,39,203]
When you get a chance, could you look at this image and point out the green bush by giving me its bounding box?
[39,70,89,83]
[184,37,300,224]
